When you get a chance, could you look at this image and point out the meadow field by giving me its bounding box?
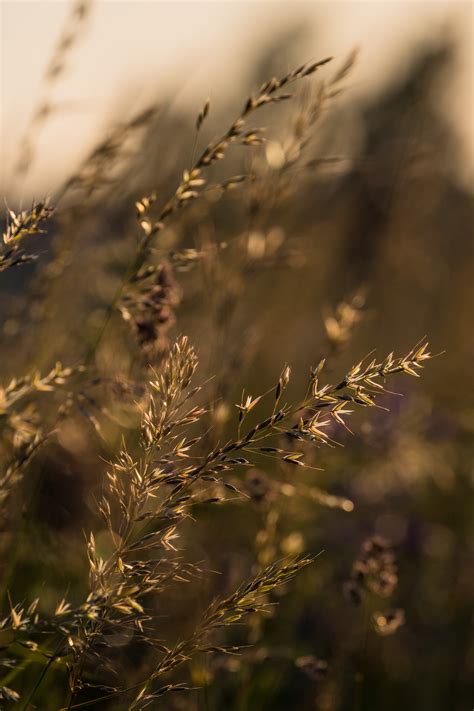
[0,2,473,708]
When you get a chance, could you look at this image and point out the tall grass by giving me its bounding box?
[4,4,471,709]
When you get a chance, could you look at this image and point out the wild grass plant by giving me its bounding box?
[1,3,473,710]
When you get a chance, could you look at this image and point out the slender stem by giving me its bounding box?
[21,643,61,711]
[83,234,151,366]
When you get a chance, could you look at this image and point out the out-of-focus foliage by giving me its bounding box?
[0,9,473,711]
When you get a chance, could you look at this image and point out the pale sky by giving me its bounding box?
[1,1,473,200]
